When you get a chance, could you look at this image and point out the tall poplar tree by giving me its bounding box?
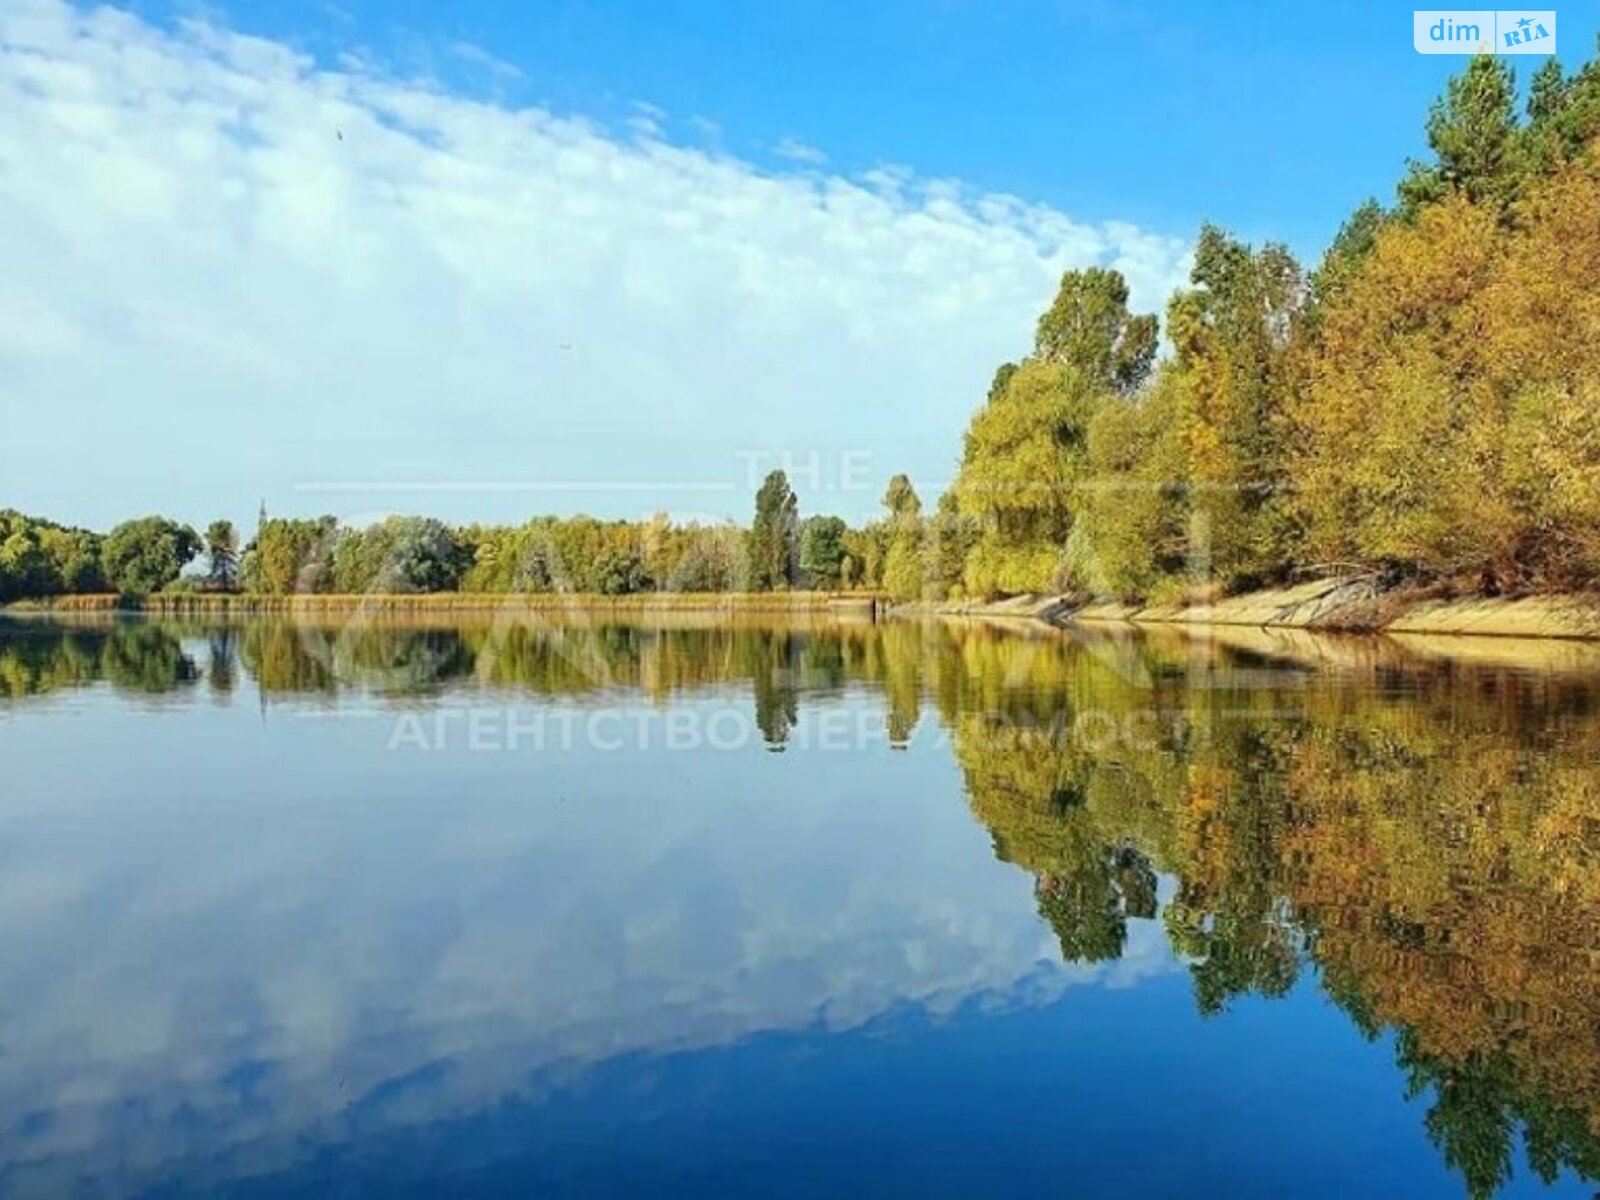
[749,470,800,591]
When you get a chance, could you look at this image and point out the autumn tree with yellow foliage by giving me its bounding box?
[942,49,1600,601]
[949,269,1157,598]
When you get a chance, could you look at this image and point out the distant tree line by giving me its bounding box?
[0,512,243,602]
[0,471,937,601]
[235,476,932,598]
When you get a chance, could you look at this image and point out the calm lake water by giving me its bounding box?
[1,613,1597,1199]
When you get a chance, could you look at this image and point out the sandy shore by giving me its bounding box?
[916,577,1600,641]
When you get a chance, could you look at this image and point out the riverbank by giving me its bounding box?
[921,577,1600,641]
[14,583,1600,642]
[5,591,883,619]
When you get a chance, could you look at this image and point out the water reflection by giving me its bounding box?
[0,618,200,699]
[0,614,1597,1198]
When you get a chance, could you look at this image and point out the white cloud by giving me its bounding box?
[626,98,666,139]
[0,0,1191,531]
[688,113,723,140]
[448,38,525,83]
[773,135,827,165]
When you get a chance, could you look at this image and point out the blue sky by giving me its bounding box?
[137,0,1598,255]
[4,1,1594,532]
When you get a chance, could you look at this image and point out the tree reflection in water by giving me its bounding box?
[1,612,1596,1197]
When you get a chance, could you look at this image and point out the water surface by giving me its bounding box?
[1,614,1597,1199]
